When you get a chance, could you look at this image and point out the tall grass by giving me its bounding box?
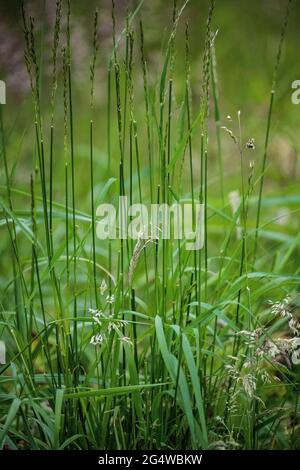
[0,0,299,451]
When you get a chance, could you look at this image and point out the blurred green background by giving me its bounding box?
[1,0,300,182]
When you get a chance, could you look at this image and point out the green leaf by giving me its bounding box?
[53,388,64,449]
[155,315,196,447]
[0,398,21,449]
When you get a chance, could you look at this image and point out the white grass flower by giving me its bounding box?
[227,355,238,361]
[92,310,103,324]
[93,315,102,326]
[242,374,256,398]
[106,294,115,304]
[291,338,300,365]
[89,308,103,325]
[88,308,99,315]
[260,370,272,384]
[270,296,300,336]
[108,318,128,333]
[90,333,105,346]
[269,297,291,318]
[100,279,107,295]
[243,357,256,369]
[119,336,133,346]
[128,231,154,284]
[288,318,300,336]
[239,330,258,339]
[221,125,238,144]
[259,338,280,358]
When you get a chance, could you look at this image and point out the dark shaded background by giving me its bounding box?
[0,0,299,208]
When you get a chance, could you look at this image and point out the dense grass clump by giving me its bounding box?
[0,0,300,450]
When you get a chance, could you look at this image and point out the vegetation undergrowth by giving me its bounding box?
[0,0,299,450]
